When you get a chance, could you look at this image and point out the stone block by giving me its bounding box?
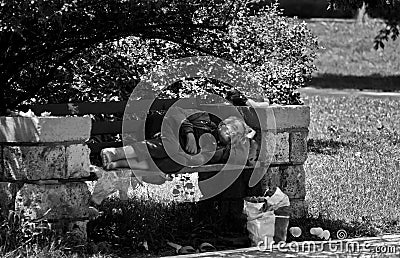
[66,144,91,178]
[289,199,307,218]
[290,131,308,164]
[257,132,289,163]
[0,116,91,143]
[270,105,310,130]
[3,144,91,180]
[259,167,281,193]
[15,182,90,220]
[200,105,310,131]
[280,165,306,199]
[239,105,310,130]
[4,146,66,180]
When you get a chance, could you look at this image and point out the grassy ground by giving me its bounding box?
[304,94,400,232]
[306,19,400,91]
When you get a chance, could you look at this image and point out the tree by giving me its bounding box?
[0,0,243,113]
[0,0,317,114]
[327,0,400,49]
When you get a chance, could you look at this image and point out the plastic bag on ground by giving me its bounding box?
[90,166,172,205]
[91,166,139,205]
[243,187,291,246]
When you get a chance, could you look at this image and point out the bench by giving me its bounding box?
[31,98,272,174]
[28,98,309,231]
[0,97,309,245]
[28,98,276,229]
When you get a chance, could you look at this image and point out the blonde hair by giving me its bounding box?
[220,116,256,146]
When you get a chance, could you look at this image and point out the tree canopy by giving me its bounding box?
[0,0,317,114]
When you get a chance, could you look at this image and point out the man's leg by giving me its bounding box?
[101,146,137,167]
[105,158,149,170]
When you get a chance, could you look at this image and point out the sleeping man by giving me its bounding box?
[100,107,257,174]
[100,89,266,173]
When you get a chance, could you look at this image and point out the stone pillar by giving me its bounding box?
[199,105,310,218]
[250,106,310,218]
[0,116,92,244]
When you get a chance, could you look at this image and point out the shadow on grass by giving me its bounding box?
[87,197,249,256]
[85,197,397,256]
[309,74,400,92]
[307,138,353,155]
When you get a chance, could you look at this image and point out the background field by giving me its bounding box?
[306,19,400,91]
[304,94,400,229]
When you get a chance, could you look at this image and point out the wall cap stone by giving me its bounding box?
[200,104,310,130]
[0,116,91,143]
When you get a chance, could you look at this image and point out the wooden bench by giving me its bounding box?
[29,98,310,234]
[30,98,271,175]
[29,98,270,229]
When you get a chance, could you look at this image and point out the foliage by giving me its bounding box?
[327,0,400,49]
[0,0,317,114]
[0,0,241,113]
[221,4,318,105]
[0,210,96,257]
[0,210,60,255]
[87,197,209,256]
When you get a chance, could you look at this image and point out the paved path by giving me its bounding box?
[172,234,400,258]
[299,87,400,99]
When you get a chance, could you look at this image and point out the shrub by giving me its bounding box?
[52,3,318,106]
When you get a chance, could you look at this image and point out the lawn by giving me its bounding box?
[306,18,400,91]
[304,94,400,232]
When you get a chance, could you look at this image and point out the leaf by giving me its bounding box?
[172,189,180,195]
[184,183,194,189]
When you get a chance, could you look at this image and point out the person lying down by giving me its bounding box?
[100,106,258,174]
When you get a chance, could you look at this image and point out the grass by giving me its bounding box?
[304,94,400,232]
[306,18,400,91]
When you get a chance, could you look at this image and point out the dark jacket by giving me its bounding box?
[140,107,230,173]
[162,106,230,164]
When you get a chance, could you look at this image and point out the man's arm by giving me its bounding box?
[226,89,270,107]
[166,106,210,154]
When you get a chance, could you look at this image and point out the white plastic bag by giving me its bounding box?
[243,187,290,246]
[90,166,172,205]
[91,166,139,205]
[265,187,290,211]
[246,210,275,246]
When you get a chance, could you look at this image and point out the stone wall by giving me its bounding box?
[0,116,92,243]
[0,105,310,243]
